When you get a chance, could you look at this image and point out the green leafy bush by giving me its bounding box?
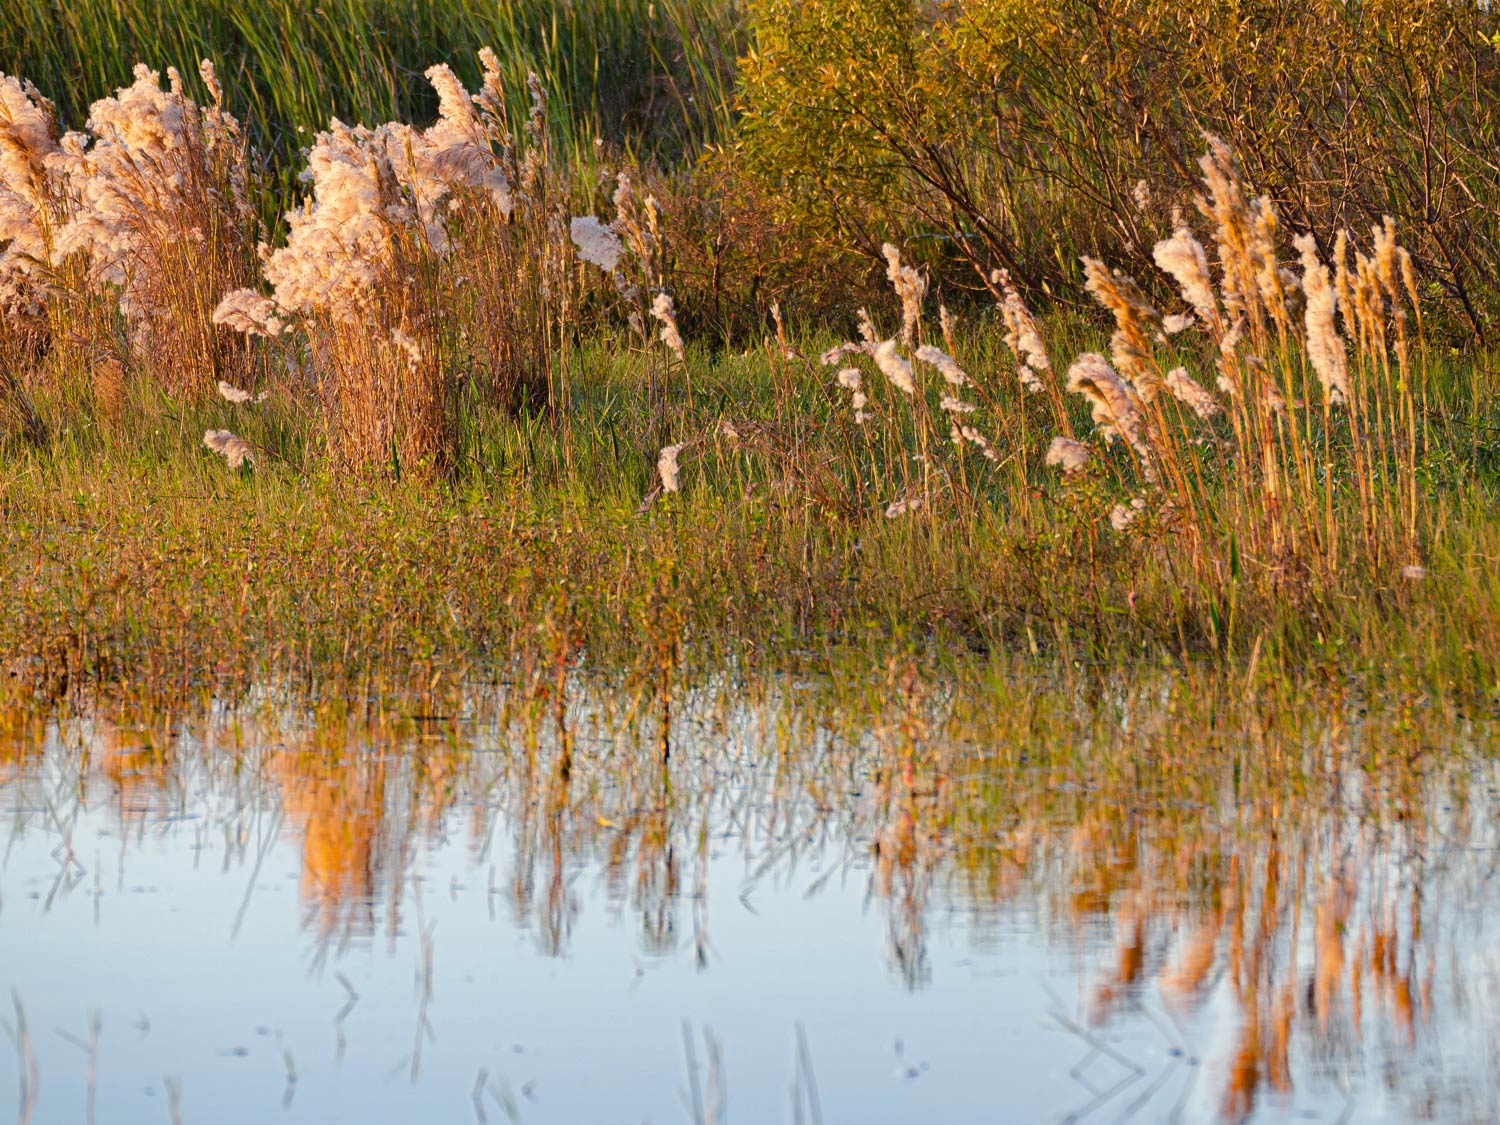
[736,0,1500,338]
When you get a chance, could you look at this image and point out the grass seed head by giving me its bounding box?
[874,339,915,396]
[1294,233,1350,405]
[649,291,685,361]
[915,344,969,388]
[881,242,925,344]
[656,442,683,492]
[570,215,623,272]
[203,428,255,469]
[1045,435,1091,474]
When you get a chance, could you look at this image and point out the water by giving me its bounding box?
[2,698,1498,1123]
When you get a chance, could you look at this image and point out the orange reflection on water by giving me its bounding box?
[3,697,1489,1123]
[271,749,385,939]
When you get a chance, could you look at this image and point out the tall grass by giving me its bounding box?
[0,0,743,177]
[0,12,1496,703]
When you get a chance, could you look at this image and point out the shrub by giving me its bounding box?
[737,0,1500,339]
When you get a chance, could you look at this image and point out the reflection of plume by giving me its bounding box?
[270,745,463,947]
[0,735,41,788]
[1313,873,1354,1031]
[87,717,177,825]
[600,808,679,958]
[1159,915,1222,1010]
[1088,891,1147,1024]
[273,751,383,941]
[503,748,584,958]
[873,807,935,990]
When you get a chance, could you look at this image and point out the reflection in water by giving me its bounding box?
[272,749,387,943]
[0,688,1497,1122]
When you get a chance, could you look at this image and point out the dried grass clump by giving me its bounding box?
[0,73,59,322]
[403,59,572,419]
[1033,138,1425,591]
[0,74,59,441]
[216,53,574,475]
[47,63,260,398]
[252,114,453,473]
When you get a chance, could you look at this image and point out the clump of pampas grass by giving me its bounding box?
[44,63,262,399]
[0,74,60,440]
[215,53,574,476]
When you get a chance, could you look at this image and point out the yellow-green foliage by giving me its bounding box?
[736,0,926,252]
[736,0,1500,335]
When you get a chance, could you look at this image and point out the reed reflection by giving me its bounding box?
[1,696,1494,1122]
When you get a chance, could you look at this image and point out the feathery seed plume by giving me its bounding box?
[881,242,926,343]
[569,216,623,271]
[259,120,410,323]
[837,368,869,423]
[992,269,1049,393]
[957,424,998,461]
[1215,317,1246,396]
[1153,226,1219,331]
[0,73,60,315]
[1083,256,1164,401]
[1045,436,1091,474]
[212,289,284,337]
[392,328,423,368]
[656,443,683,492]
[392,63,512,223]
[821,342,868,366]
[1249,194,1292,332]
[939,394,975,414]
[1164,367,1221,420]
[1373,216,1402,309]
[1399,248,1419,315]
[1109,497,1147,532]
[1066,353,1148,459]
[1294,233,1350,405]
[204,428,255,468]
[650,291,685,361]
[216,380,266,404]
[1195,135,1261,326]
[874,339,916,396]
[915,344,969,387]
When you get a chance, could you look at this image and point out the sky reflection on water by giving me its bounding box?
[2,701,1498,1123]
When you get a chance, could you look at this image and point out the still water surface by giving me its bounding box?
[2,698,1498,1123]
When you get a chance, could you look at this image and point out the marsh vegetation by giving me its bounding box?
[1,1,1499,1120]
